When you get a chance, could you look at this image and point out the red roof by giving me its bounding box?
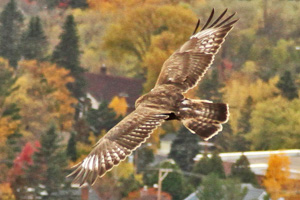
[85,72,144,109]
[126,187,172,200]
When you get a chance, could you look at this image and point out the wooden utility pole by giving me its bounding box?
[157,168,173,200]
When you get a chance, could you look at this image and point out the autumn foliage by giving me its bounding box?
[10,141,40,177]
[0,182,15,200]
[9,60,77,139]
[263,154,300,200]
[0,0,300,199]
[0,58,20,144]
[108,96,128,117]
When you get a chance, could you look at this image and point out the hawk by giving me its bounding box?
[68,9,237,186]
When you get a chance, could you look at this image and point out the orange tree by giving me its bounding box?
[263,154,295,200]
[8,60,77,141]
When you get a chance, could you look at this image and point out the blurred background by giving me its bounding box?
[0,0,299,199]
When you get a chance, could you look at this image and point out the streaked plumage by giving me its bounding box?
[68,9,237,186]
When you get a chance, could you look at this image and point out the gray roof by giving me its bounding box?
[241,184,266,200]
[194,149,300,179]
[184,184,266,200]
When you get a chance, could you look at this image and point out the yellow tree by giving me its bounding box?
[263,154,292,200]
[102,4,196,78]
[0,58,20,144]
[222,71,279,133]
[0,58,20,183]
[8,60,77,140]
[248,96,300,150]
[87,0,175,13]
[0,183,15,200]
[108,96,128,117]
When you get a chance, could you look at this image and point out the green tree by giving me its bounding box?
[198,69,223,102]
[143,161,192,200]
[238,96,253,134]
[191,152,225,186]
[197,174,247,200]
[276,71,298,100]
[197,173,224,200]
[119,174,142,198]
[0,0,23,68]
[233,96,253,151]
[136,146,154,173]
[86,101,122,136]
[192,154,211,176]
[69,0,88,8]
[25,125,69,199]
[249,96,300,150]
[0,58,20,181]
[0,58,19,114]
[213,123,234,152]
[36,0,60,9]
[191,154,211,187]
[20,16,48,61]
[66,132,77,162]
[168,127,200,172]
[222,178,248,200]
[210,151,225,178]
[231,155,257,185]
[52,15,86,100]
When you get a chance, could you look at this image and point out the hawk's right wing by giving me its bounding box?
[155,9,238,92]
[68,107,168,186]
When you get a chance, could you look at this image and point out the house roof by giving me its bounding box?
[85,72,144,109]
[126,187,172,200]
[184,184,266,200]
[194,149,300,179]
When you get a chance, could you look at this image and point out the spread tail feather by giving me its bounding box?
[179,99,229,140]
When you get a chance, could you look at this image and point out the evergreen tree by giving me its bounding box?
[69,0,88,8]
[191,152,225,186]
[231,155,257,185]
[197,174,247,200]
[20,16,48,61]
[198,68,223,102]
[0,0,23,68]
[222,178,248,200]
[143,161,192,200]
[192,154,211,176]
[276,71,298,100]
[168,127,200,172]
[66,132,77,162]
[213,123,234,152]
[37,0,60,9]
[74,118,91,144]
[26,125,69,199]
[52,15,86,100]
[136,146,154,173]
[197,173,224,200]
[191,154,211,186]
[210,151,225,178]
[86,101,122,136]
[0,58,21,165]
[233,96,253,151]
[238,96,253,134]
[119,174,142,198]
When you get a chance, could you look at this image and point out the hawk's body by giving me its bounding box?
[69,9,237,185]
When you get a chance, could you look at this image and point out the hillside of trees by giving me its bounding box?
[0,0,299,199]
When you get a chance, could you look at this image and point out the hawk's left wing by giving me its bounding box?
[68,107,168,186]
[155,9,238,92]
